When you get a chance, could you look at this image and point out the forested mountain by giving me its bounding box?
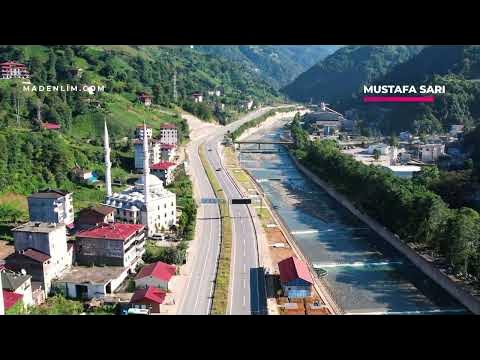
[281,45,424,104]
[194,45,340,89]
[0,45,281,196]
[370,46,480,134]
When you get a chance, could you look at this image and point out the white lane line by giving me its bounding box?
[244,263,246,273]
[243,295,246,307]
[243,279,246,289]
[193,205,214,313]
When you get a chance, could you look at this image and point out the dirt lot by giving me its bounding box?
[0,240,14,261]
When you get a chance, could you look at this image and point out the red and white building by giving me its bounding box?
[75,223,146,269]
[191,92,203,103]
[1,61,30,80]
[134,261,176,291]
[130,286,166,313]
[150,161,176,186]
[160,123,178,145]
[138,93,153,107]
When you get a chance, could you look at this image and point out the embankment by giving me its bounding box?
[289,151,480,315]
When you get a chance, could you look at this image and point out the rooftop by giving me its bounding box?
[160,143,175,149]
[41,122,61,130]
[29,188,70,199]
[76,223,145,241]
[21,249,51,263]
[278,256,313,285]
[160,123,177,129]
[56,265,126,284]
[130,286,166,304]
[2,290,23,310]
[150,161,176,171]
[1,269,31,291]
[135,261,176,282]
[13,222,66,234]
[80,205,115,217]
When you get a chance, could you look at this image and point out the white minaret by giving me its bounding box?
[104,120,112,197]
[143,121,150,206]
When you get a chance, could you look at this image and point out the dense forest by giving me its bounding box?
[290,116,480,280]
[0,45,284,198]
[282,45,424,104]
[195,45,340,89]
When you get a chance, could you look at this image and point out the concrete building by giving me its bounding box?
[367,143,391,155]
[278,256,313,299]
[160,123,178,145]
[150,161,176,186]
[75,223,146,268]
[28,189,74,227]
[138,93,152,107]
[134,140,162,171]
[313,120,340,136]
[53,265,131,300]
[1,61,30,79]
[191,92,203,103]
[134,261,176,291]
[135,124,153,140]
[1,269,34,307]
[10,222,72,293]
[160,143,176,162]
[104,123,177,236]
[420,144,445,163]
[77,205,115,230]
[130,286,166,313]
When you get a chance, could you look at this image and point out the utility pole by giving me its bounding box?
[173,68,178,103]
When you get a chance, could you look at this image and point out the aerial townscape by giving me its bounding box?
[1,45,480,316]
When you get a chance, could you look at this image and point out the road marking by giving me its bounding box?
[243,279,246,289]
[244,263,246,273]
[243,295,246,307]
[193,192,214,313]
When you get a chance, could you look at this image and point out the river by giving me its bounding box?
[239,118,468,314]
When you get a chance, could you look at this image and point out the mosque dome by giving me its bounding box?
[135,174,164,189]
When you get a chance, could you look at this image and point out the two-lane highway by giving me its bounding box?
[177,107,279,315]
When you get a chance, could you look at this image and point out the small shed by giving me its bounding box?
[278,256,313,299]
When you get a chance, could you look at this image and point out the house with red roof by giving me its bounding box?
[135,261,176,291]
[41,122,61,130]
[138,93,152,107]
[150,161,177,186]
[75,223,146,269]
[1,61,30,79]
[278,256,313,299]
[130,286,166,313]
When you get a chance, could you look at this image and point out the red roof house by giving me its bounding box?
[278,256,313,299]
[41,122,61,130]
[160,143,175,150]
[2,290,23,312]
[135,261,176,291]
[130,286,166,313]
[76,223,145,241]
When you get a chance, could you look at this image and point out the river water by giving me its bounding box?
[239,119,468,314]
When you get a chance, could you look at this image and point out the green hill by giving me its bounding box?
[281,45,424,104]
[194,45,340,89]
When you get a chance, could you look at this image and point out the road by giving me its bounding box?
[177,108,274,315]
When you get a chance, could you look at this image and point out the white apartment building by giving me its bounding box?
[28,189,74,226]
[160,123,178,145]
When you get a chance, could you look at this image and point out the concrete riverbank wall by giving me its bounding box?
[289,152,480,315]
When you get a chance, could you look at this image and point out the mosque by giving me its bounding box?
[102,122,176,236]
